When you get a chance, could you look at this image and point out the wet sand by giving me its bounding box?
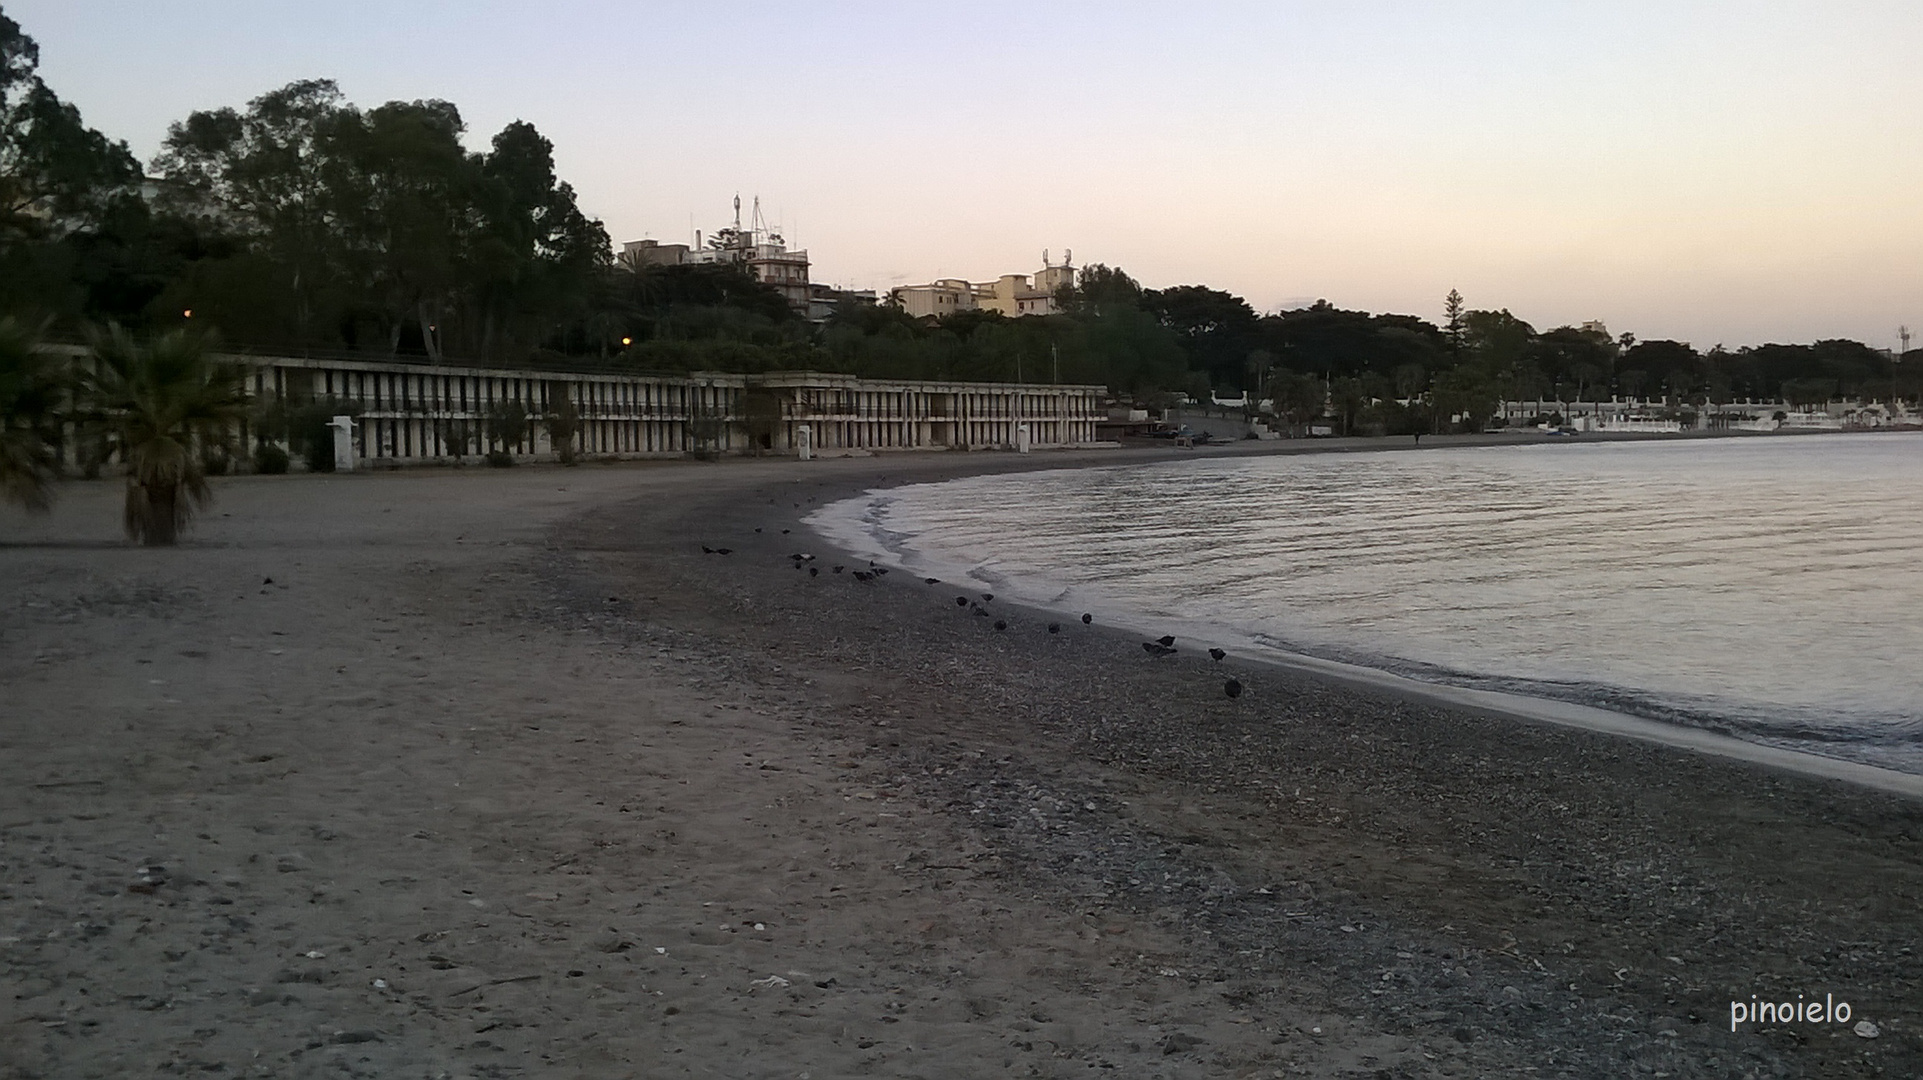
[3,444,1919,1078]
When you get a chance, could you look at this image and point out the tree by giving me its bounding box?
[152,79,351,343]
[1055,263,1143,313]
[484,396,529,460]
[77,323,248,544]
[1269,370,1326,436]
[543,386,580,464]
[1442,288,1465,357]
[1143,284,1258,391]
[1460,309,1536,373]
[1620,340,1700,402]
[1329,376,1369,436]
[1,12,140,244]
[0,315,65,509]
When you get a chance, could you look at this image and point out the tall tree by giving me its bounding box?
[0,12,139,245]
[1442,288,1466,358]
[153,79,350,342]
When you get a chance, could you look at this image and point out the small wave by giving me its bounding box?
[810,439,1923,776]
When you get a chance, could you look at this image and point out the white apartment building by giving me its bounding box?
[892,255,1078,320]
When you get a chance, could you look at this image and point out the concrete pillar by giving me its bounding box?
[796,424,813,460]
[329,416,356,472]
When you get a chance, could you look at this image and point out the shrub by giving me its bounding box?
[486,450,515,468]
[254,445,290,474]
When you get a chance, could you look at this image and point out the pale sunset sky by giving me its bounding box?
[11,1,1922,349]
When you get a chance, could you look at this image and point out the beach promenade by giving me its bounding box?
[3,447,1918,1078]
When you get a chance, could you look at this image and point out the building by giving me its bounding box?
[622,196,812,315]
[892,253,1078,320]
[109,350,1113,467]
[806,282,878,323]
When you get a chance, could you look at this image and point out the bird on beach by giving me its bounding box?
[1143,642,1177,657]
[1156,635,1176,647]
[981,593,994,602]
[809,567,819,577]
[833,566,844,574]
[701,545,714,554]
[1224,678,1243,698]
[994,620,1007,631]
[754,527,762,533]
[1048,623,1060,634]
[1209,648,1226,662]
[924,577,940,585]
[782,529,791,534]
[956,596,969,607]
[716,548,732,555]
[1081,613,1092,625]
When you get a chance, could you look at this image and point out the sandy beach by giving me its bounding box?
[3,442,1919,1079]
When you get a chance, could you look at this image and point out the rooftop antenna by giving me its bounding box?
[733,193,742,234]
[1901,325,1912,357]
[1042,248,1050,268]
[1064,247,1072,268]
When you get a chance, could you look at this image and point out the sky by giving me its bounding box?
[11,1,1923,349]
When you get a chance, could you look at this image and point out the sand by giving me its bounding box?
[3,443,1919,1079]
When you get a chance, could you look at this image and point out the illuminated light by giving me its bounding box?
[182,309,193,318]
[621,336,632,346]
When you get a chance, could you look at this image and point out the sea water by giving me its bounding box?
[808,433,1923,774]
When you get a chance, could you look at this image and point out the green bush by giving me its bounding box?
[254,445,290,474]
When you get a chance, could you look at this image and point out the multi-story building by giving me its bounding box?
[622,196,812,314]
[891,254,1078,320]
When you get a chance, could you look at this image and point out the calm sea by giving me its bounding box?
[808,433,1923,774]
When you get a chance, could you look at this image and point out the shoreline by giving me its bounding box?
[806,436,1923,799]
[4,451,1919,1076]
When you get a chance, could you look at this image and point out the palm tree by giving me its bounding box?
[78,323,249,545]
[0,317,69,512]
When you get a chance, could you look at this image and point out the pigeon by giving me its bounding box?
[701,545,714,554]
[1143,642,1177,657]
[809,567,819,577]
[874,568,888,576]
[1224,678,1243,699]
[1048,623,1061,634]
[715,548,732,556]
[754,527,762,533]
[781,529,791,534]
[993,620,1007,631]
[833,566,844,574]
[1208,648,1226,662]
[956,597,970,607]
[1156,635,1176,647]
[1081,613,1093,625]
[263,577,274,585]
[853,570,873,582]
[982,593,994,602]
[924,577,941,585]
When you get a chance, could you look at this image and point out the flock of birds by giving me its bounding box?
[702,535,1246,700]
